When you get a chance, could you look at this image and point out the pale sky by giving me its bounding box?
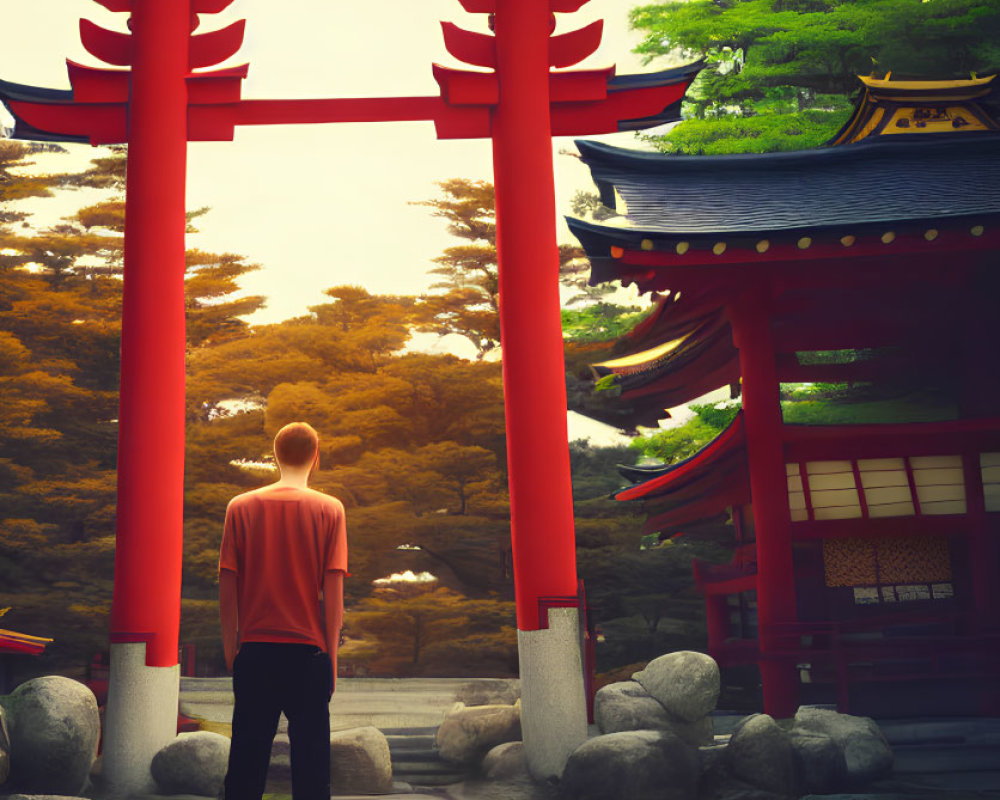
[1,0,683,444]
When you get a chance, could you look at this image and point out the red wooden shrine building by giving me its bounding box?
[568,76,1000,717]
[0,622,51,694]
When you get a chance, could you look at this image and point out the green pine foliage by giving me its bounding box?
[630,0,1000,154]
[560,303,648,342]
[629,401,742,464]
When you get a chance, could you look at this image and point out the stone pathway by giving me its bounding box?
[179,680,1000,799]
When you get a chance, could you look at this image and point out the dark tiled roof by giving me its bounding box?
[575,134,1000,234]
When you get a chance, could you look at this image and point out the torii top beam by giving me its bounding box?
[0,2,700,144]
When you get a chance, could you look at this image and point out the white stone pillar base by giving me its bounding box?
[101,642,180,797]
[517,607,588,781]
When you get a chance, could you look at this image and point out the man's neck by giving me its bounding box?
[274,466,311,490]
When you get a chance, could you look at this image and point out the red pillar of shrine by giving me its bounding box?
[103,0,190,792]
[491,0,588,778]
[704,594,730,656]
[730,286,800,718]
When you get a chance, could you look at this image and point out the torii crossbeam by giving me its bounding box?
[1,0,700,791]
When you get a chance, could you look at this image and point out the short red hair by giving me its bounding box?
[273,422,319,468]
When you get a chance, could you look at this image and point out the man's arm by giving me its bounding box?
[323,569,344,687]
[219,569,239,672]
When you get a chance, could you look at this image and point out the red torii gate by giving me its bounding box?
[1,0,698,790]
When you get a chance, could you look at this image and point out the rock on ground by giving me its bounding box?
[594,681,713,745]
[726,714,799,797]
[0,676,99,795]
[330,725,393,794]
[792,707,893,787]
[151,731,230,797]
[559,730,700,800]
[482,741,527,781]
[594,682,672,734]
[455,679,521,707]
[789,730,846,794]
[436,702,522,765]
[632,651,720,723]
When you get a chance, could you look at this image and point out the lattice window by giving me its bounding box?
[910,455,966,515]
[786,455,968,522]
[981,452,1000,512]
[857,458,914,518]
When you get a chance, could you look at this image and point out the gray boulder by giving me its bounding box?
[727,714,798,797]
[437,702,521,765]
[559,730,700,800]
[788,730,845,794]
[594,681,672,734]
[150,731,230,796]
[482,741,528,780]
[698,743,731,799]
[0,676,99,795]
[632,651,720,723]
[671,715,714,747]
[594,681,713,745]
[456,679,520,707]
[330,726,392,794]
[792,707,892,787]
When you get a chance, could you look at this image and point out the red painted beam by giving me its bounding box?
[790,515,975,541]
[782,417,1000,462]
[232,96,446,125]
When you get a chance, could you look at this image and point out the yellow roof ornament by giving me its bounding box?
[830,74,998,145]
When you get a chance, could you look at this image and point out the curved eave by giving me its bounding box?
[577,339,738,431]
[580,320,737,429]
[572,134,1000,237]
[575,131,1000,178]
[568,212,1000,295]
[858,74,995,98]
[592,313,724,383]
[571,400,671,432]
[615,320,734,396]
[592,330,693,376]
[607,60,704,132]
[616,412,745,502]
[607,61,705,92]
[630,444,748,530]
[0,629,53,656]
[0,78,89,143]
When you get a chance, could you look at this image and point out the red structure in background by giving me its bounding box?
[0,629,51,657]
[0,623,51,694]
[1,0,700,784]
[569,76,1000,717]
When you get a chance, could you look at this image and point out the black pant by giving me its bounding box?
[223,642,332,800]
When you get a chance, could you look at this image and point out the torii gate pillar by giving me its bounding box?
[492,0,588,779]
[102,0,188,794]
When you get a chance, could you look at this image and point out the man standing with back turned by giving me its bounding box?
[219,422,347,800]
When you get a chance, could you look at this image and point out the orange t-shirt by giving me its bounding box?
[219,484,347,650]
